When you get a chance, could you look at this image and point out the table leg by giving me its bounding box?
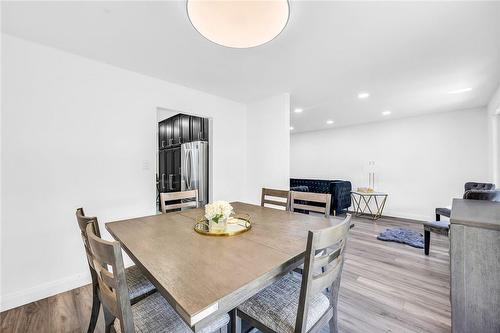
[361,195,374,217]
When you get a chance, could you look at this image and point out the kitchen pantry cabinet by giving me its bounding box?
[158,147,181,192]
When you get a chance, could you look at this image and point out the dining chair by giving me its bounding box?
[75,208,156,333]
[160,189,199,213]
[234,214,352,333]
[261,188,290,211]
[290,191,332,218]
[85,223,230,333]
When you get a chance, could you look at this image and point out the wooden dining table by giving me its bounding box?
[105,202,342,331]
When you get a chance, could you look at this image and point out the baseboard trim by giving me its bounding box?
[346,210,429,224]
[0,271,91,312]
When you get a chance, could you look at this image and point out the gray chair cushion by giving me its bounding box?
[114,292,230,333]
[126,265,156,300]
[237,273,330,333]
[423,220,450,229]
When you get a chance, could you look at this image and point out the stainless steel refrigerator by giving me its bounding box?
[181,141,208,206]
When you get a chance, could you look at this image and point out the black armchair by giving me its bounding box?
[435,182,496,220]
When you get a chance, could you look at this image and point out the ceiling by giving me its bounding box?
[3,1,500,132]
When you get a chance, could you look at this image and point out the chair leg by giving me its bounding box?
[87,283,100,333]
[230,309,241,333]
[435,213,440,221]
[328,311,338,333]
[103,308,115,333]
[424,229,431,256]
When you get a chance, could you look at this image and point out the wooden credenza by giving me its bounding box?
[450,199,500,333]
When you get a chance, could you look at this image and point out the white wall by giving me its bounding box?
[291,108,490,221]
[487,85,500,185]
[245,94,290,204]
[1,35,253,310]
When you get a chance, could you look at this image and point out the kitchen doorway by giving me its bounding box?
[156,108,210,212]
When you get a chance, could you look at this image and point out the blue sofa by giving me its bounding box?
[290,178,352,215]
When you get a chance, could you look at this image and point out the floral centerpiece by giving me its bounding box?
[205,201,233,233]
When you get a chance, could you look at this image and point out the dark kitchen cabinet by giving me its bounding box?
[190,116,209,142]
[180,114,191,144]
[158,118,174,149]
[172,115,181,146]
[163,147,181,192]
[158,150,167,192]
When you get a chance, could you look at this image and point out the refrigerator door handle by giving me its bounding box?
[186,149,192,190]
[169,174,174,190]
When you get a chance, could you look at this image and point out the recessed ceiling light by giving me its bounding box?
[448,87,472,94]
[382,110,391,116]
[187,0,289,48]
[326,120,334,125]
[358,92,370,99]
[294,108,303,113]
[289,126,294,130]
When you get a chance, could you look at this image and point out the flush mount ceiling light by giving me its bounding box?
[187,0,290,48]
[326,120,334,125]
[448,87,472,94]
[289,126,294,131]
[382,110,392,116]
[357,92,370,99]
[294,108,303,113]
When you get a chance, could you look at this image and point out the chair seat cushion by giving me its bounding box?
[125,265,156,300]
[423,220,450,229]
[237,273,330,333]
[114,292,230,333]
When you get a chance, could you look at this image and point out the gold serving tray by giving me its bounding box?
[194,213,251,237]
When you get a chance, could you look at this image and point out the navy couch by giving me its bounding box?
[290,178,352,215]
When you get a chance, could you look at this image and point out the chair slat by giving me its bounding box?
[310,256,344,296]
[312,246,342,271]
[292,203,327,214]
[262,199,288,207]
[314,219,351,249]
[163,201,197,210]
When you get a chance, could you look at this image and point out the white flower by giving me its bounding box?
[205,201,233,223]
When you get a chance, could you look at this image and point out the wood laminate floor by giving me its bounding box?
[0,216,450,333]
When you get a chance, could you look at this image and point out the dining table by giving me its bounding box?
[105,201,342,332]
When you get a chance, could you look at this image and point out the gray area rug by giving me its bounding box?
[377,228,424,249]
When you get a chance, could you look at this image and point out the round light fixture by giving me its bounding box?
[187,0,290,48]
[290,126,294,131]
[326,120,334,125]
[294,108,303,113]
[357,92,370,99]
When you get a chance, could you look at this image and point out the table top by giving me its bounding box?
[105,202,341,329]
[351,190,388,196]
[451,198,500,231]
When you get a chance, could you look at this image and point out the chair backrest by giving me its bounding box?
[75,207,101,271]
[261,188,290,210]
[463,189,500,202]
[464,182,495,192]
[86,224,135,333]
[160,189,199,213]
[295,214,352,333]
[290,191,332,218]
